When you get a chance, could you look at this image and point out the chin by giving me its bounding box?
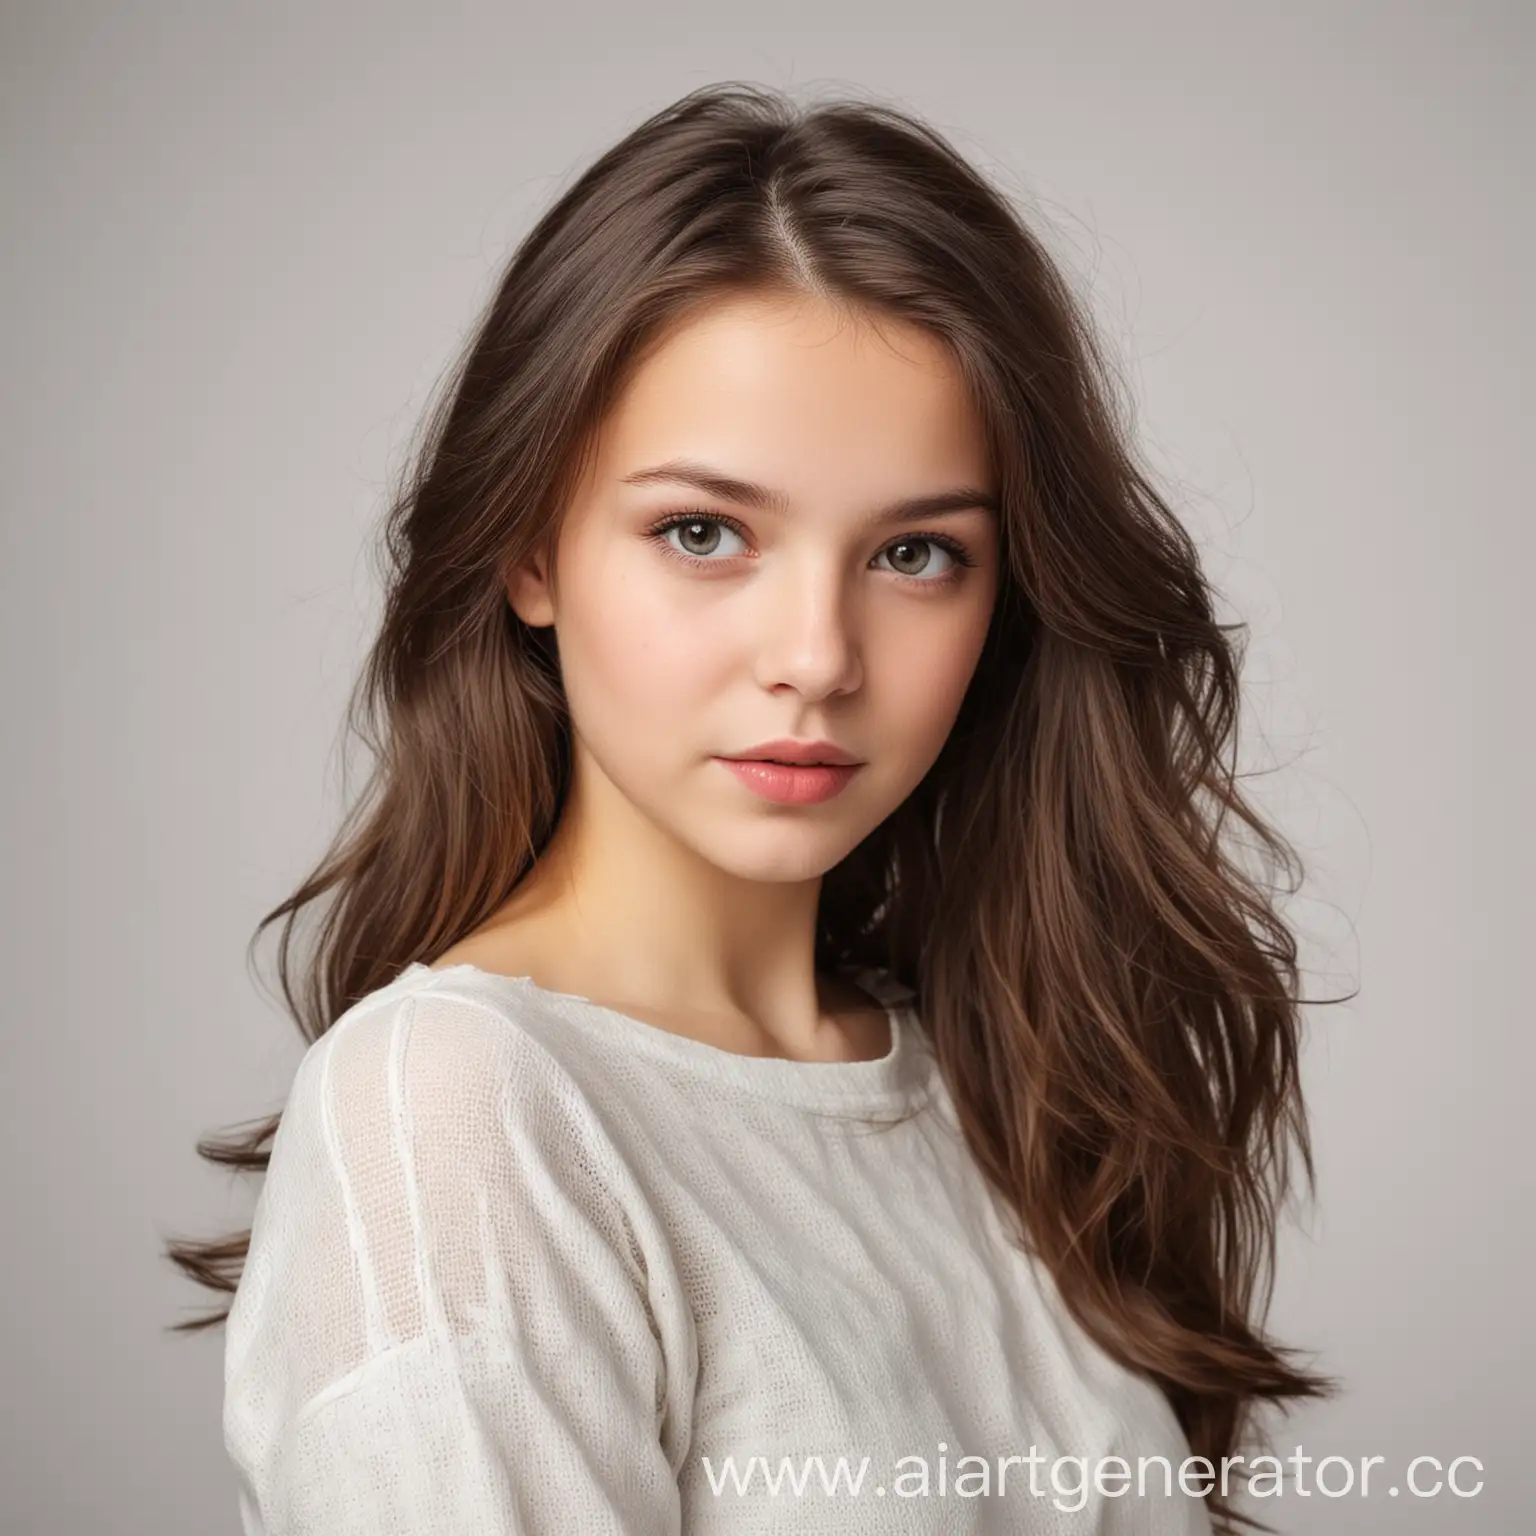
[693,826,862,885]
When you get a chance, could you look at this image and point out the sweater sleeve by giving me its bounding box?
[223,988,682,1536]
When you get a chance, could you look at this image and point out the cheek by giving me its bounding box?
[874,604,991,747]
[560,566,731,724]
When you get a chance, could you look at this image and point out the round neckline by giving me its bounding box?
[400,960,927,1111]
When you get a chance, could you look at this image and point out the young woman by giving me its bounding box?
[169,82,1335,1534]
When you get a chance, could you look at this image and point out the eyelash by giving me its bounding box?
[642,509,977,588]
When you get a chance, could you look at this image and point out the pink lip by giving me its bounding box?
[714,757,863,806]
[724,737,861,766]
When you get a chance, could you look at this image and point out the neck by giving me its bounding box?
[485,742,847,1050]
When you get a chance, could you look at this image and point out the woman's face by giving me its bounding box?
[508,288,1000,884]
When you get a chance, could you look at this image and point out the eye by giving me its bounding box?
[873,537,964,582]
[650,514,750,564]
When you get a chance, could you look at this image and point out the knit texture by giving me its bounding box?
[224,962,1213,1533]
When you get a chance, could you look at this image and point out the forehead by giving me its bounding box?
[587,291,991,498]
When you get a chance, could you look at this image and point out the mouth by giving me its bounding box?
[714,756,863,806]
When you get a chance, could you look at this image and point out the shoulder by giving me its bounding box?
[299,965,570,1087]
[284,968,622,1176]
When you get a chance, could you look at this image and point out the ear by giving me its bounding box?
[502,540,556,629]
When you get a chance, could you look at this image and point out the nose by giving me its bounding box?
[752,555,864,700]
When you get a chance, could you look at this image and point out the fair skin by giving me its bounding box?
[432,288,999,1062]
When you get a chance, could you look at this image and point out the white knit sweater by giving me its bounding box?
[224,961,1214,1534]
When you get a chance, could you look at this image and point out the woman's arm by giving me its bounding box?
[223,989,682,1535]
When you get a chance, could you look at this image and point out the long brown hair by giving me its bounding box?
[166,81,1341,1531]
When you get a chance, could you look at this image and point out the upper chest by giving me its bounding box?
[603,1081,1191,1474]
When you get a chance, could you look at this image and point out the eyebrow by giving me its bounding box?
[619,458,999,524]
